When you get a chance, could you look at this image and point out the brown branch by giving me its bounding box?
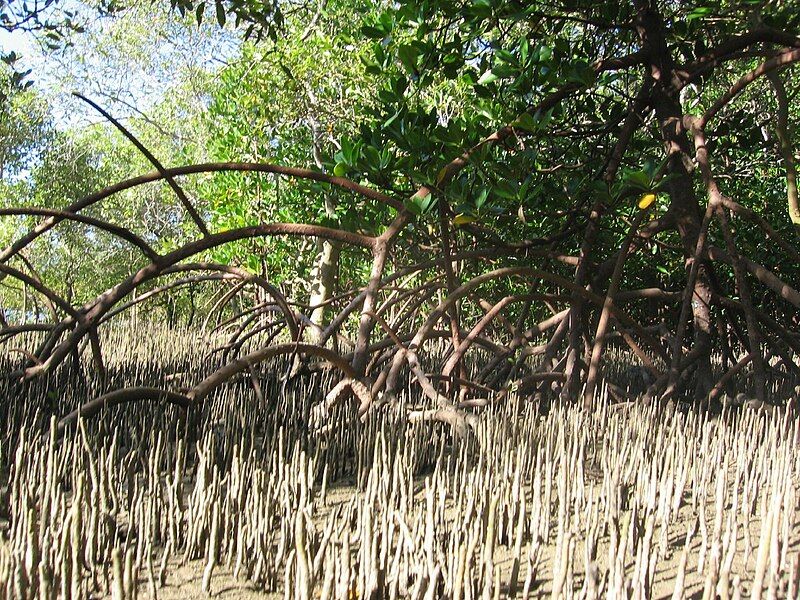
[708,246,800,307]
[23,223,368,379]
[716,208,766,402]
[382,266,665,398]
[57,387,192,435]
[583,206,651,409]
[679,27,800,87]
[74,93,210,237]
[163,262,299,341]
[714,294,800,357]
[188,343,357,402]
[14,251,58,321]
[707,353,754,404]
[442,295,533,378]
[100,274,230,323]
[437,199,463,386]
[0,161,398,265]
[692,122,765,401]
[0,207,160,261]
[699,48,800,128]
[0,263,77,320]
[717,197,800,263]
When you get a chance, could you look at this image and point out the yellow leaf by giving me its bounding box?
[453,213,477,226]
[638,193,656,209]
[436,166,449,186]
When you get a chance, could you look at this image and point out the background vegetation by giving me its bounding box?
[0,0,799,415]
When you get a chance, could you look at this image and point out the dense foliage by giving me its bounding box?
[0,0,799,418]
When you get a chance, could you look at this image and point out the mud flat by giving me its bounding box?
[1,328,799,598]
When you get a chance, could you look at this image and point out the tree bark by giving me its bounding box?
[767,70,800,236]
[636,0,715,400]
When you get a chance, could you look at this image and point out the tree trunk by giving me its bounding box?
[636,0,714,400]
[308,233,341,343]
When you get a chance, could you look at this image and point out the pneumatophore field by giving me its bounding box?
[1,325,799,599]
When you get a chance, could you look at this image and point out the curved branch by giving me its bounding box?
[717,197,800,263]
[188,343,357,402]
[382,266,665,398]
[0,162,397,264]
[24,223,367,378]
[0,263,78,320]
[700,48,800,127]
[442,295,530,378]
[100,274,231,323]
[57,387,191,434]
[708,246,800,307]
[162,262,299,341]
[679,27,800,87]
[583,206,651,408]
[0,206,160,261]
[75,93,210,237]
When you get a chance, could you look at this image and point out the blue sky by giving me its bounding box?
[1,2,240,130]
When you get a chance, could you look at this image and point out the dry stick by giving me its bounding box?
[583,206,650,409]
[111,548,124,600]
[751,496,778,600]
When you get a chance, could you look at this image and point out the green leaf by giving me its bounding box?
[215,0,226,26]
[474,187,489,209]
[623,170,652,191]
[477,70,498,85]
[361,25,385,39]
[519,37,529,64]
[405,189,435,216]
[687,6,713,21]
[398,44,418,73]
[510,112,537,132]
